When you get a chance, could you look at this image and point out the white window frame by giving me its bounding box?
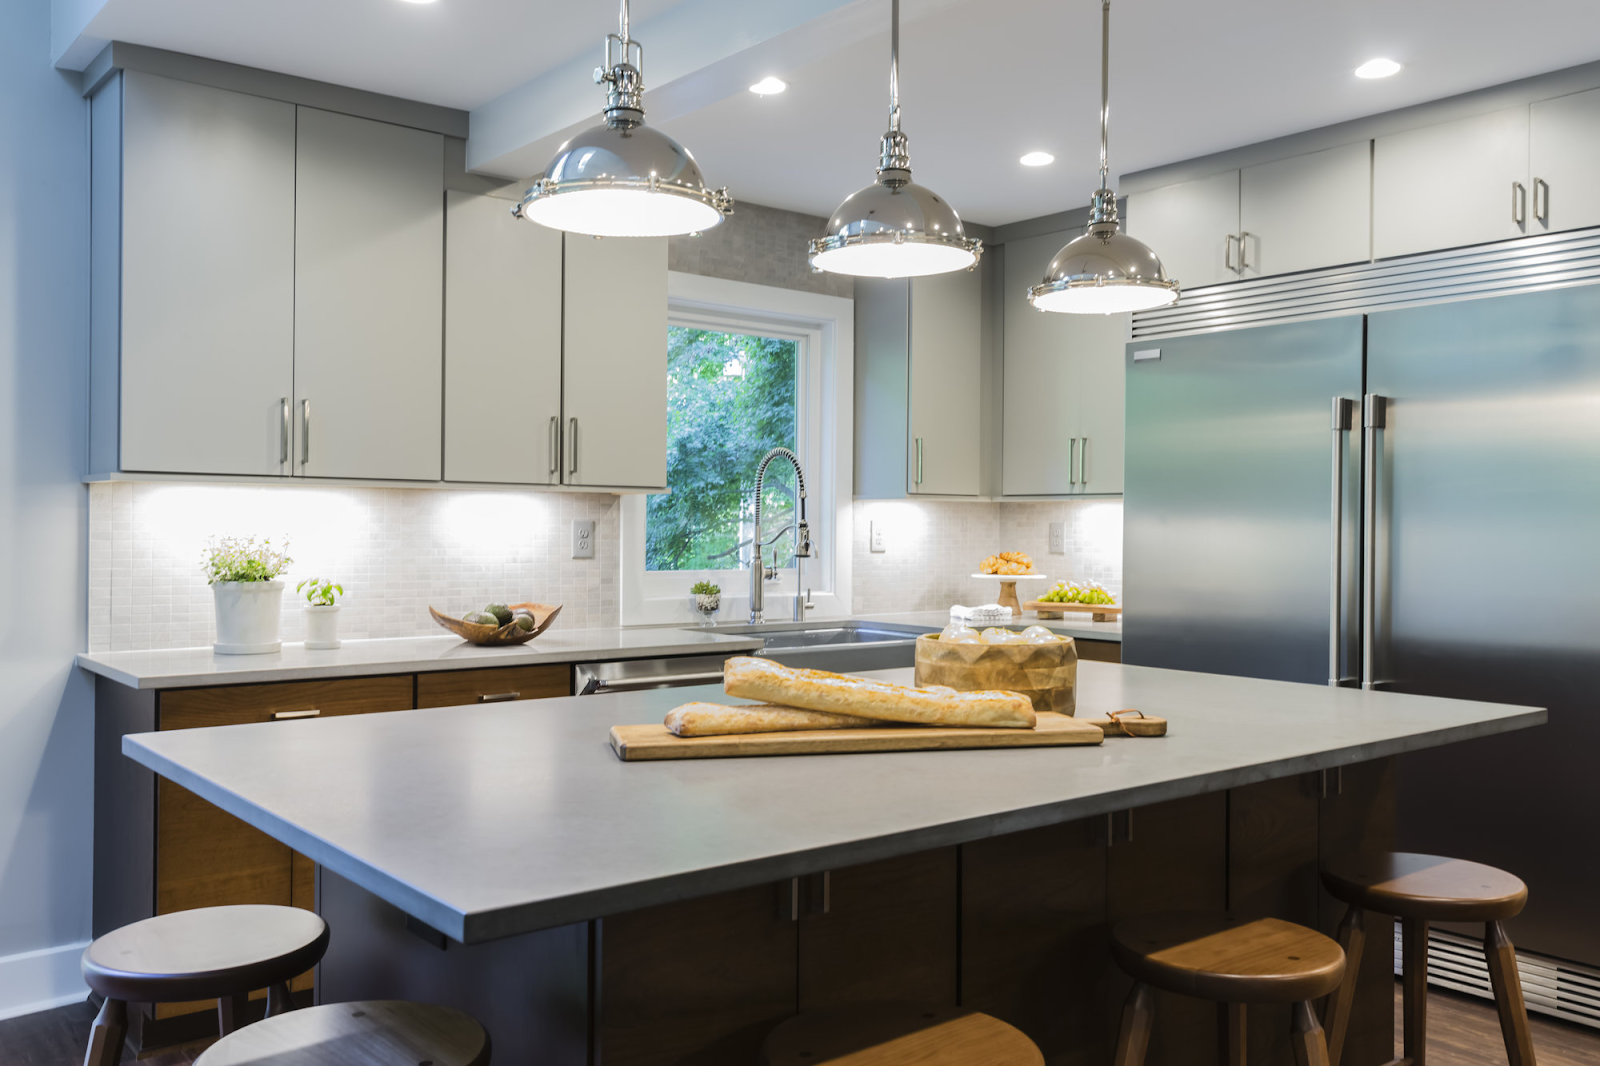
[621,271,854,627]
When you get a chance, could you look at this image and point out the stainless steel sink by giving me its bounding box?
[702,620,932,672]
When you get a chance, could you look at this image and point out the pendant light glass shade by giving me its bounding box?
[1028,1,1177,314]
[515,0,732,238]
[809,0,981,278]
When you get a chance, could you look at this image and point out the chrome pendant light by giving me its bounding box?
[808,0,981,278]
[514,0,733,238]
[1028,0,1178,314]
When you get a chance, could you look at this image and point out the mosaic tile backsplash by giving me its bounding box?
[88,483,1122,652]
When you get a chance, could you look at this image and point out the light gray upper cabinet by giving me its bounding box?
[562,236,668,489]
[1002,230,1129,496]
[1373,106,1530,259]
[294,107,444,481]
[1530,86,1600,235]
[1126,170,1240,289]
[114,72,296,476]
[909,270,982,496]
[443,191,563,485]
[1239,142,1372,277]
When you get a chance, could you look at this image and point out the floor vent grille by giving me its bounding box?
[1393,926,1600,1031]
[1132,226,1600,339]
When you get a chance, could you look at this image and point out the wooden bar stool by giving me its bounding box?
[1110,913,1345,1066]
[81,905,330,1066]
[1321,851,1535,1066]
[194,1000,490,1065]
[760,1003,1043,1065]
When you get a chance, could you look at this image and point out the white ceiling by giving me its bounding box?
[63,0,1600,227]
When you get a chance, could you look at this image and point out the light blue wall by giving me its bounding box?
[0,0,94,1019]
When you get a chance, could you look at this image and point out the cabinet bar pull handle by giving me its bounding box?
[789,877,800,922]
[1079,437,1089,486]
[1534,178,1550,226]
[1069,437,1078,485]
[1224,233,1239,273]
[301,399,311,465]
[477,692,521,703]
[821,870,831,914]
[1329,397,1355,687]
[1238,232,1252,272]
[1361,394,1387,690]
[914,437,923,485]
[568,418,578,476]
[1512,181,1527,227]
[280,399,290,465]
[1105,811,1114,847]
[272,709,321,720]
[548,416,559,476]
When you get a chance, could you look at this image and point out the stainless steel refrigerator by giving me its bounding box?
[1124,284,1600,972]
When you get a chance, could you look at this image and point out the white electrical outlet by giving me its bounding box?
[572,519,595,559]
[1048,522,1065,554]
[870,521,886,553]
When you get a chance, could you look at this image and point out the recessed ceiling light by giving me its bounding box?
[749,76,788,96]
[397,0,439,5]
[1020,151,1055,167]
[1355,57,1402,79]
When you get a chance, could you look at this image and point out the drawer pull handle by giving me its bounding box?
[478,692,522,703]
[272,709,321,720]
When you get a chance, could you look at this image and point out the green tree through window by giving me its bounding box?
[647,327,799,571]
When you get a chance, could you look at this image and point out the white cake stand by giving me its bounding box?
[969,573,1050,621]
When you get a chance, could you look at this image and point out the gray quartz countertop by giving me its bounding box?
[76,628,765,689]
[122,662,1542,944]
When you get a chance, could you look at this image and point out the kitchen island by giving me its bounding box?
[122,662,1541,1066]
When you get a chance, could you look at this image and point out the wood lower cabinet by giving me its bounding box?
[416,665,570,708]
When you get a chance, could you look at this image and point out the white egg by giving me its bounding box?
[1021,625,1060,643]
[940,623,978,642]
[980,628,1022,644]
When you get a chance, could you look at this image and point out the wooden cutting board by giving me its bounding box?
[1025,600,1122,622]
[609,712,1103,762]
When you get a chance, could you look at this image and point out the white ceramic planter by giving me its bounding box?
[303,603,342,650]
[212,580,286,655]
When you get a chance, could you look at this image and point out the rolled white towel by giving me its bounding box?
[950,603,1014,624]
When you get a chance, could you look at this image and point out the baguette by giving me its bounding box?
[664,702,883,737]
[722,657,1036,729]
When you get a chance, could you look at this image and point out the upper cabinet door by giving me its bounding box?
[1003,230,1081,496]
[294,107,444,481]
[1126,170,1241,289]
[1066,311,1130,496]
[908,269,982,496]
[1240,142,1372,278]
[562,236,668,489]
[119,73,296,476]
[443,192,563,484]
[1530,87,1600,235]
[1373,106,1529,260]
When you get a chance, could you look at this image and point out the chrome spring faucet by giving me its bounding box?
[749,447,811,624]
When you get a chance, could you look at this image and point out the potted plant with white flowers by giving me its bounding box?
[296,577,345,650]
[202,537,292,655]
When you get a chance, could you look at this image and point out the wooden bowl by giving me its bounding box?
[914,633,1079,716]
[429,602,562,646]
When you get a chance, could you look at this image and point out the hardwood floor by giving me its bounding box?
[4,982,1600,1065]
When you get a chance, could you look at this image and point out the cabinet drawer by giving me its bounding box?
[416,665,571,708]
[159,675,415,728]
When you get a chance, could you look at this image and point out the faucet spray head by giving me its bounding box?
[795,520,813,558]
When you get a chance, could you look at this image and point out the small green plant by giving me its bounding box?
[296,578,344,607]
[691,581,721,596]
[202,537,292,585]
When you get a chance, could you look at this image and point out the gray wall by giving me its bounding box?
[0,0,94,1018]
[668,201,854,299]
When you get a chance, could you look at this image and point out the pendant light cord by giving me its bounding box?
[1098,0,1110,192]
[888,0,901,133]
[619,0,630,45]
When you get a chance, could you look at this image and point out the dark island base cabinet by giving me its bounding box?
[92,664,570,1051]
[316,763,1393,1066]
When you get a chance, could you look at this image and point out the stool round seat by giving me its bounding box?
[1322,851,1527,922]
[195,1001,490,1066]
[82,905,329,1003]
[1111,913,1344,1003]
[760,1003,1043,1065]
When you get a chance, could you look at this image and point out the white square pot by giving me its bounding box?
[212,580,286,655]
[303,604,342,650]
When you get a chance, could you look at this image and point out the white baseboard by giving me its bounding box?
[0,941,91,1021]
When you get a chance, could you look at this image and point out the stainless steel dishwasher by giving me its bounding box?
[572,655,731,695]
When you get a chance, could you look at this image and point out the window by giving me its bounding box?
[621,273,853,626]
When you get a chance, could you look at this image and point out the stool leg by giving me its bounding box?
[1112,982,1156,1066]
[1291,1000,1332,1066]
[1401,917,1429,1066]
[1484,921,1537,1066]
[1323,906,1366,1066]
[265,981,292,1018]
[1219,1002,1246,1066]
[217,992,249,1036]
[83,996,127,1066]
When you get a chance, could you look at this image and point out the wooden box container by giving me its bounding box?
[913,633,1078,716]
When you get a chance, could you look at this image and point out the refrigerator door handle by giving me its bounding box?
[1329,397,1356,686]
[1361,394,1388,691]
